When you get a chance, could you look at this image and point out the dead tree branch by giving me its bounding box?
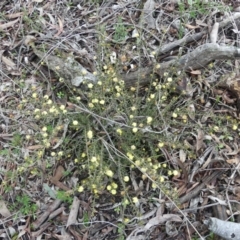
[121,43,240,87]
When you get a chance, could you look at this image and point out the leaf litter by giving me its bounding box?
[1,0,240,239]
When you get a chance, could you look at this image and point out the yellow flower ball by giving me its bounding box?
[152,182,157,189]
[73,120,78,125]
[91,156,97,162]
[78,186,84,192]
[111,189,117,195]
[88,103,94,108]
[130,87,136,92]
[105,169,114,177]
[132,122,137,127]
[158,142,164,148]
[87,130,93,139]
[150,94,155,99]
[25,135,31,140]
[159,176,164,182]
[42,126,47,132]
[147,117,153,124]
[173,170,179,176]
[116,128,122,135]
[88,83,93,89]
[32,93,37,98]
[58,151,63,156]
[42,132,48,138]
[127,152,134,160]
[111,182,118,189]
[60,105,65,110]
[131,145,136,150]
[132,197,139,203]
[132,127,138,133]
[51,152,56,157]
[124,176,129,182]
[123,199,129,205]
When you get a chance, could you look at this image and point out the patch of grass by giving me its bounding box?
[56,190,73,204]
[11,194,38,217]
[113,17,128,42]
[178,0,229,20]
[11,133,22,147]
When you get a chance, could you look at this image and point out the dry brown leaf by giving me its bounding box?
[26,145,44,150]
[32,200,62,229]
[226,158,240,164]
[120,54,127,63]
[0,200,11,217]
[54,18,64,37]
[0,19,18,30]
[54,165,65,181]
[196,129,204,152]
[184,23,200,29]
[190,69,201,75]
[196,20,208,27]
[50,165,71,191]
[49,180,70,191]
[222,92,235,104]
[144,209,182,230]
[6,12,23,19]
[23,35,36,46]
[179,149,186,163]
[225,143,240,155]
[46,13,55,24]
[1,56,16,69]
[66,196,80,227]
[68,226,84,240]
[54,227,72,240]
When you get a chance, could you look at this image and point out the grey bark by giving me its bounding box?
[204,217,240,240]
[121,43,240,88]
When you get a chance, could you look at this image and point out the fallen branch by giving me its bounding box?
[32,199,62,230]
[66,196,80,227]
[122,43,240,87]
[179,170,224,204]
[30,13,240,88]
[204,217,240,240]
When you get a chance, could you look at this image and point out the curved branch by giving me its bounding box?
[121,43,240,87]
